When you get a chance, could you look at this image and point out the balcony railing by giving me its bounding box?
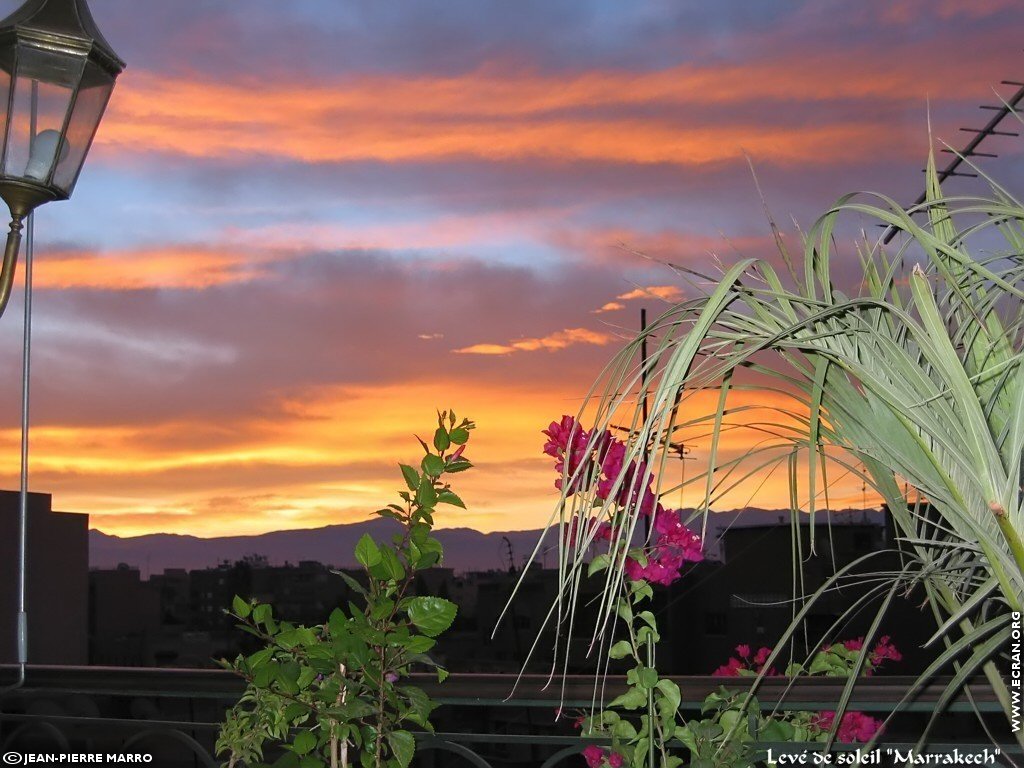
[1,666,1019,767]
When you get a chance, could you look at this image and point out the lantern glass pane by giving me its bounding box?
[51,60,113,194]
[0,49,12,167]
[2,45,83,184]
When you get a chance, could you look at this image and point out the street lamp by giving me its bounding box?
[0,0,124,318]
[0,0,122,691]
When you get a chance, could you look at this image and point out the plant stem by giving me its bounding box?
[340,663,350,768]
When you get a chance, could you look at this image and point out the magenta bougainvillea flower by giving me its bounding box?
[711,645,779,677]
[870,635,902,665]
[811,710,883,742]
[543,415,704,588]
[582,745,623,768]
[543,416,593,493]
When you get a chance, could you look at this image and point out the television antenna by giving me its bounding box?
[881,79,1024,244]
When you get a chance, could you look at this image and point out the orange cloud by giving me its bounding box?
[0,376,877,537]
[34,246,274,290]
[0,379,586,537]
[617,285,683,302]
[593,301,625,313]
[453,327,617,356]
[94,43,1005,168]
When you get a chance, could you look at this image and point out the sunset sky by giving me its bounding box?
[0,0,1021,538]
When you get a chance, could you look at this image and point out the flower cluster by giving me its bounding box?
[711,644,779,677]
[863,635,902,668]
[822,635,903,675]
[582,745,623,768]
[543,415,591,493]
[543,415,704,588]
[810,710,882,743]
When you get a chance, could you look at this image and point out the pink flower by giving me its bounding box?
[843,637,864,652]
[621,508,705,587]
[543,416,584,457]
[711,648,777,677]
[841,712,882,742]
[624,557,647,582]
[624,555,678,586]
[543,416,591,493]
[812,711,882,743]
[871,636,902,666]
[596,440,627,499]
[607,753,624,768]
[582,745,606,768]
[385,672,399,684]
[712,657,744,677]
[594,522,616,542]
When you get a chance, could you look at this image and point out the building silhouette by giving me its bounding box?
[0,490,88,665]
[82,508,934,677]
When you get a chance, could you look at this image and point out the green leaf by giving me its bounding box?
[252,603,273,626]
[292,729,316,756]
[297,666,318,690]
[588,553,609,577]
[608,640,633,659]
[437,490,465,508]
[355,533,382,569]
[414,537,443,568]
[433,427,450,452]
[758,719,794,742]
[399,463,419,491]
[609,687,647,710]
[449,427,469,445]
[656,679,681,714]
[410,522,430,545]
[637,611,657,630]
[278,660,301,694]
[400,685,434,725]
[403,635,436,653]
[612,719,638,740]
[232,595,251,618]
[637,666,658,689]
[416,476,438,508]
[444,458,473,473]
[421,454,445,477]
[246,647,273,670]
[376,546,405,581]
[386,730,415,768]
[406,596,458,637]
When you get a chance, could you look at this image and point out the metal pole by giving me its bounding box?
[15,209,32,676]
[15,83,38,687]
[2,85,37,696]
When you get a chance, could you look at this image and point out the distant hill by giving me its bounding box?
[88,507,885,577]
[88,520,558,578]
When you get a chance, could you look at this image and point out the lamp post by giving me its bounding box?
[0,0,123,692]
[0,0,124,317]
